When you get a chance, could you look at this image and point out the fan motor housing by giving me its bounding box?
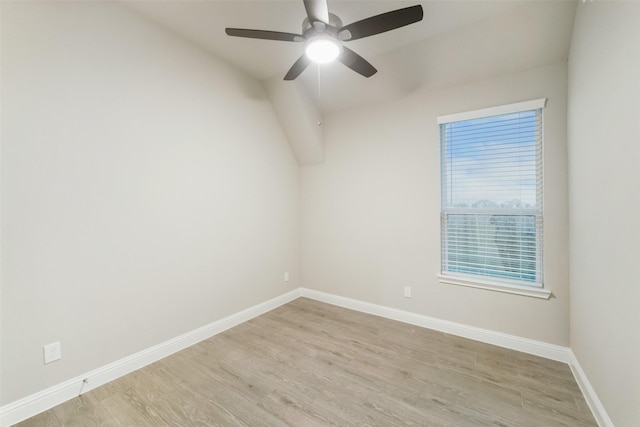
[302,13,343,38]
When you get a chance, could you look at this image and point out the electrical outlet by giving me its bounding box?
[43,342,62,364]
[404,286,412,298]
[284,272,290,282]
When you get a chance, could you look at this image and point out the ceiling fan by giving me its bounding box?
[225,0,424,80]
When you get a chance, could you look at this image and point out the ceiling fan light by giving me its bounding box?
[305,37,341,64]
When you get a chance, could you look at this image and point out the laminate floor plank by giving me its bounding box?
[16,298,597,426]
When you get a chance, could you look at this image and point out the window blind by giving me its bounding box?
[439,100,544,287]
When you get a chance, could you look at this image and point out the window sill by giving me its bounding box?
[437,274,552,300]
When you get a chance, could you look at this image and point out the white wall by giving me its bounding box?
[264,77,324,166]
[302,62,569,345]
[0,1,299,405]
[568,2,640,426]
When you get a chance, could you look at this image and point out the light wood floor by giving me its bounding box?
[18,298,596,426]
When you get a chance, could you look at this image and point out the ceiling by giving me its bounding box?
[124,0,577,114]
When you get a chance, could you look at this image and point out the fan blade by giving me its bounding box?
[225,28,304,42]
[339,5,423,41]
[284,55,311,80]
[338,47,377,78]
[303,0,329,24]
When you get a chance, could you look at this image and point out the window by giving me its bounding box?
[438,99,549,298]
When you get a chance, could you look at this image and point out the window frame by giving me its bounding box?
[437,99,551,299]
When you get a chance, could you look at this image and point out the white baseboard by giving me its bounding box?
[3,287,610,427]
[300,288,571,363]
[0,288,302,427]
[568,350,614,427]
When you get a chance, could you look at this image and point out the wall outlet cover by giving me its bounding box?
[44,342,62,364]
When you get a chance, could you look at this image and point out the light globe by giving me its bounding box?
[305,36,341,63]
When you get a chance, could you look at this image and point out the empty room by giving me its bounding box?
[1,0,638,426]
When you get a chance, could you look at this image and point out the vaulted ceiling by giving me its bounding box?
[125,1,577,114]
